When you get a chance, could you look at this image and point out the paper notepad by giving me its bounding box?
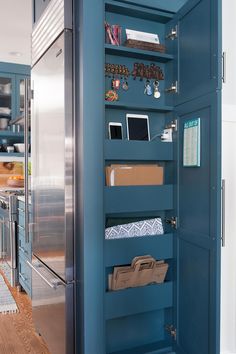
[183,118,201,167]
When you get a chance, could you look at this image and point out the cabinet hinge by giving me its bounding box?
[165,119,178,132]
[166,26,178,40]
[165,81,178,94]
[165,324,177,340]
[165,216,178,229]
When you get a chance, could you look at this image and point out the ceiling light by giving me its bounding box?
[8,51,23,57]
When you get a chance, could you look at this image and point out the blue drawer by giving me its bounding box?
[18,209,25,228]
[18,252,32,298]
[18,200,32,213]
[18,200,25,212]
[18,228,31,260]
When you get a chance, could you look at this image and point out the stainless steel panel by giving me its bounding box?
[31,30,73,282]
[30,256,74,354]
[32,0,72,66]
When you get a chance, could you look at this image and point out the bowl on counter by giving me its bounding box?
[6,146,14,153]
[13,143,30,153]
[7,176,24,188]
[0,107,11,115]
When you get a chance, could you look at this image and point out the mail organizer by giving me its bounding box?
[105,217,164,239]
[108,255,168,291]
[106,164,164,186]
[125,39,166,53]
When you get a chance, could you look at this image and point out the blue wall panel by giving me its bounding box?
[75,0,105,353]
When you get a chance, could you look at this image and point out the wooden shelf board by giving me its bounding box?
[105,101,174,113]
[104,140,173,161]
[105,233,173,267]
[108,341,173,354]
[105,44,173,63]
[105,281,173,319]
[105,1,173,23]
[0,131,24,137]
[105,185,173,214]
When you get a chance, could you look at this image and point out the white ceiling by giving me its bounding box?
[0,0,32,65]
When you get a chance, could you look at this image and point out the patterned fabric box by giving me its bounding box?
[105,218,164,239]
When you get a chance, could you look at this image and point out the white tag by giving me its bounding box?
[161,129,172,142]
[154,90,161,99]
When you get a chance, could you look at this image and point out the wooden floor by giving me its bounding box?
[0,273,50,354]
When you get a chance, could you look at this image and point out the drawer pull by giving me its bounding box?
[19,246,28,255]
[17,225,25,231]
[17,208,25,213]
[19,272,27,282]
[27,260,65,289]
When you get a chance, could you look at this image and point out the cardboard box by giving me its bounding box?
[106,164,164,186]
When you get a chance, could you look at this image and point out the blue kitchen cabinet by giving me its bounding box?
[17,200,32,298]
[74,0,222,353]
[0,62,30,154]
[0,62,30,122]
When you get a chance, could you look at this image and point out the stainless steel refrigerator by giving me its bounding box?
[30,2,74,353]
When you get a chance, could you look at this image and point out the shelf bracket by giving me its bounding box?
[165,324,177,340]
[165,217,178,229]
[166,26,178,40]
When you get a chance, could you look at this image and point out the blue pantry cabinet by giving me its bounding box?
[34,0,222,353]
[74,0,222,353]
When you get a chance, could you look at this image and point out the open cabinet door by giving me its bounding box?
[170,0,222,353]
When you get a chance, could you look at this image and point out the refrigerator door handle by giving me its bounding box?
[27,260,65,289]
[24,78,30,244]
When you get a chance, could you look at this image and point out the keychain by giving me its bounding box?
[122,66,129,91]
[112,78,121,90]
[122,79,129,91]
[144,80,152,96]
[153,80,161,99]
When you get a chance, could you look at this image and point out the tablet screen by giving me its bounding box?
[110,125,122,139]
[127,115,149,141]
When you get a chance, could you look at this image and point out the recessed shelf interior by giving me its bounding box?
[104,2,176,353]
[105,1,173,23]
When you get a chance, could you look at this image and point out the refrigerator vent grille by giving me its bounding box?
[32,0,72,67]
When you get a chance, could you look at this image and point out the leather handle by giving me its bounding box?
[131,255,156,271]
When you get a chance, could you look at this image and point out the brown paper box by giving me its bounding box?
[105,164,164,186]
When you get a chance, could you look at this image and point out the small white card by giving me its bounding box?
[126,29,160,44]
[183,118,201,167]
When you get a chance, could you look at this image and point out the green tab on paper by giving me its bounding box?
[183,118,201,167]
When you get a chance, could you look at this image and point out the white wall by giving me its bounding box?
[221,1,236,353]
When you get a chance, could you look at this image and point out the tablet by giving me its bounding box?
[126,114,150,141]
[108,122,123,140]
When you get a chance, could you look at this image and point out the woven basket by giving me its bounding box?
[125,39,166,53]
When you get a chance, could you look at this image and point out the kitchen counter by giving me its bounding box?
[18,195,31,204]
